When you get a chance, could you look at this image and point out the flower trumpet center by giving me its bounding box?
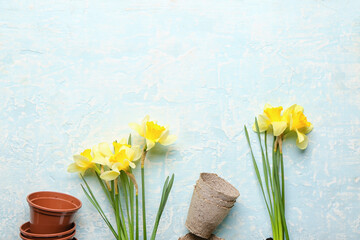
[145,121,166,141]
[264,106,283,122]
[113,141,131,153]
[109,149,131,171]
[109,149,127,164]
[291,111,311,130]
[80,149,95,169]
[81,149,93,161]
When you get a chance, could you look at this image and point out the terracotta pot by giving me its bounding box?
[20,230,75,240]
[197,173,240,202]
[27,191,81,234]
[185,188,231,239]
[20,222,76,238]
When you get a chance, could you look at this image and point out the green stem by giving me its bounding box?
[141,148,148,240]
[136,194,139,240]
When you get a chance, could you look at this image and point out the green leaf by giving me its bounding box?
[150,174,175,240]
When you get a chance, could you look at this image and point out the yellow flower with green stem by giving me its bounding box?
[129,115,177,240]
[246,103,313,240]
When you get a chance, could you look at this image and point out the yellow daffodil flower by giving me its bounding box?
[253,104,288,136]
[67,149,95,175]
[100,144,141,181]
[286,104,313,150]
[129,115,177,150]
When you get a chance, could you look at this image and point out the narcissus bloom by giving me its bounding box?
[253,104,288,136]
[67,149,96,175]
[254,104,313,150]
[100,143,142,181]
[286,104,313,149]
[129,115,177,150]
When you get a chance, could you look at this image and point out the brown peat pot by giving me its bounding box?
[20,222,76,238]
[19,230,76,240]
[185,173,239,239]
[27,191,81,234]
[179,233,224,240]
[198,173,240,202]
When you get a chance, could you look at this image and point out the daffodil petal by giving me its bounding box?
[127,160,136,169]
[73,155,91,168]
[99,142,113,157]
[111,162,123,171]
[304,123,313,134]
[93,156,106,165]
[296,134,309,150]
[294,104,304,113]
[281,105,295,123]
[67,163,83,173]
[131,145,142,161]
[129,122,143,136]
[142,115,150,123]
[296,130,305,143]
[264,103,273,109]
[100,171,120,181]
[271,121,287,136]
[158,129,169,143]
[158,134,177,146]
[118,137,127,145]
[254,114,270,132]
[146,139,155,150]
[125,147,135,161]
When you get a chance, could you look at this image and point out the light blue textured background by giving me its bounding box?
[1,0,359,239]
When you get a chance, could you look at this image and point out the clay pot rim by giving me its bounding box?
[20,230,76,240]
[27,191,82,213]
[20,221,76,238]
[199,173,240,199]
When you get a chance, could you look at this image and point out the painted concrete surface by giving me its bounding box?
[1,0,359,239]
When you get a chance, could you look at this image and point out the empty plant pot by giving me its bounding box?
[197,173,239,202]
[179,233,224,240]
[20,222,76,238]
[185,188,231,239]
[27,191,81,234]
[194,185,235,208]
[19,230,76,240]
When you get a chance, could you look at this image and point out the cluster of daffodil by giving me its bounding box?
[245,104,313,240]
[68,115,177,240]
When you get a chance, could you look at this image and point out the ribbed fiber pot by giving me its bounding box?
[179,233,224,240]
[185,187,231,239]
[194,184,235,208]
[197,173,239,202]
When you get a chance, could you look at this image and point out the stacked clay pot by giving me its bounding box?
[184,173,240,239]
[20,191,81,240]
